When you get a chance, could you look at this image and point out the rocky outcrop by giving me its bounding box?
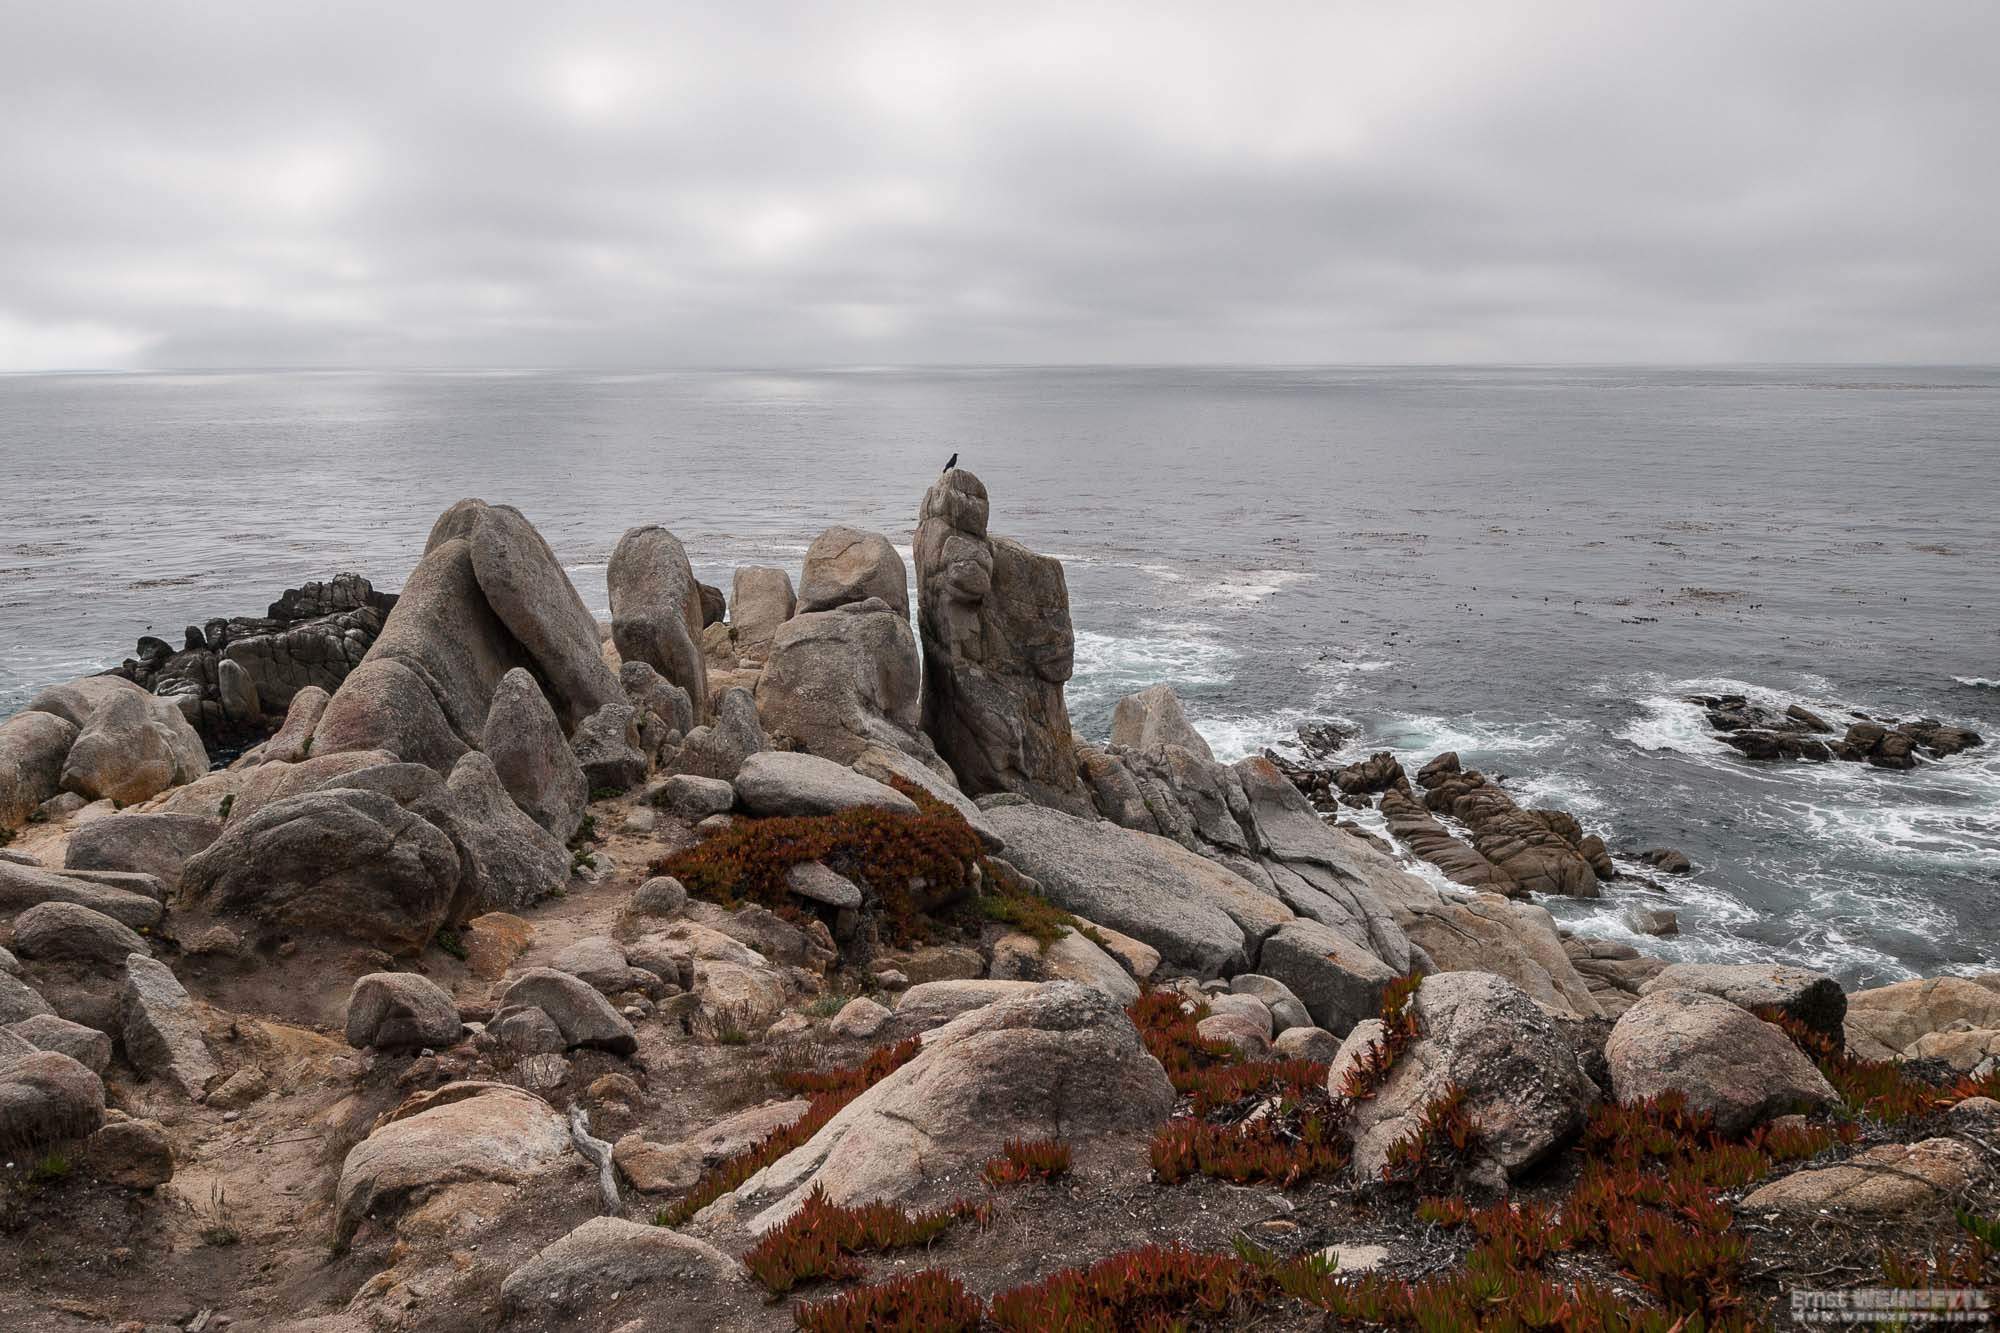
[0,858,164,930]
[727,566,796,665]
[733,751,918,818]
[1639,962,1845,1041]
[121,575,393,742]
[1844,976,2000,1062]
[334,1082,579,1244]
[797,525,908,619]
[314,501,616,770]
[0,709,78,828]
[914,469,1090,814]
[716,983,1174,1232]
[1693,694,1983,769]
[58,685,209,806]
[345,973,462,1051]
[1605,988,1839,1134]
[982,803,1287,977]
[608,524,709,721]
[10,902,150,968]
[121,955,220,1100]
[754,600,944,771]
[0,1049,105,1149]
[180,787,462,951]
[62,813,220,896]
[667,687,767,782]
[481,668,587,842]
[1328,972,1599,1181]
[1109,684,1214,760]
[498,969,639,1055]
[1257,919,1397,1035]
[1416,754,1602,897]
[500,1216,742,1325]
[1740,1139,1978,1216]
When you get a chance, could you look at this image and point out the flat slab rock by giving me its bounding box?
[732,751,918,818]
[1740,1138,1979,1215]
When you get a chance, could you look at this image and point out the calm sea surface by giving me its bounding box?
[3,366,1996,985]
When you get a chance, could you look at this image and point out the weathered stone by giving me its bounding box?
[551,936,658,997]
[85,1117,174,1188]
[981,803,1286,978]
[889,979,1045,1035]
[1328,972,1599,1180]
[489,1004,567,1055]
[1845,976,2000,1062]
[797,526,909,619]
[481,668,587,842]
[1256,919,1397,1036]
[311,657,470,773]
[345,973,462,1051]
[692,959,787,1032]
[734,751,918,818]
[10,901,150,968]
[0,709,78,828]
[1740,1138,1978,1216]
[60,686,208,805]
[1110,684,1214,761]
[611,1132,703,1193]
[62,813,220,896]
[180,788,461,951]
[0,859,162,929]
[501,1215,742,1322]
[1273,1025,1340,1062]
[729,566,797,665]
[499,968,638,1055]
[449,501,623,728]
[669,686,767,782]
[784,861,863,908]
[1229,975,1313,1033]
[914,469,1090,813]
[609,523,709,719]
[334,1083,576,1244]
[725,984,1172,1230]
[260,684,331,764]
[462,911,532,980]
[1606,988,1839,1134]
[0,972,54,1026]
[621,659,695,748]
[1906,1026,2000,1071]
[1198,1011,1271,1058]
[756,602,943,770]
[1641,962,1846,1041]
[649,774,734,821]
[0,1049,104,1148]
[121,954,220,1100]
[988,928,1139,1003]
[6,1014,111,1073]
[851,745,1001,851]
[630,876,689,919]
[829,997,890,1040]
[422,750,571,917]
[572,703,648,793]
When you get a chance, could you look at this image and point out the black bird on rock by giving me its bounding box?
[942,452,958,472]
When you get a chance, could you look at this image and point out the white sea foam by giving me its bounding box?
[1955,676,2000,689]
[1615,695,1733,756]
[1369,713,1567,762]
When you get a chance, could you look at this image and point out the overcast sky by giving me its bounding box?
[3,1,1995,369]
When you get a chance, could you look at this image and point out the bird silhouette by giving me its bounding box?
[942,452,958,472]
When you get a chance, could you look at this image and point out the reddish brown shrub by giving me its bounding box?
[791,1268,984,1333]
[982,1137,1072,1187]
[744,1186,981,1294]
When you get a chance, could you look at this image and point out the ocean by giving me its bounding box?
[2,365,1995,987]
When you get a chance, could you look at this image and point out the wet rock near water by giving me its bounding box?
[1689,693,1983,769]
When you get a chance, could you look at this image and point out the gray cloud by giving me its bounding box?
[2,0,1995,368]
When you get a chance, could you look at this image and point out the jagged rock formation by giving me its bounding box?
[609,524,709,722]
[754,599,944,772]
[914,468,1090,814]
